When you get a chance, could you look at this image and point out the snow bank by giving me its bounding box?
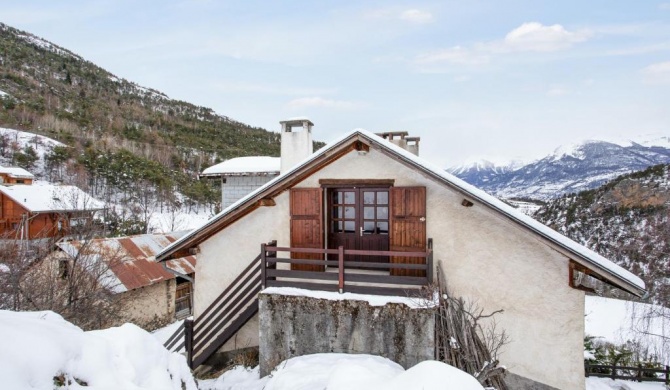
[200,354,484,390]
[0,310,196,390]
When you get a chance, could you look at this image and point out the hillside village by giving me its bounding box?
[1,14,669,390]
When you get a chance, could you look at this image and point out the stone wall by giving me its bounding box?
[258,293,436,376]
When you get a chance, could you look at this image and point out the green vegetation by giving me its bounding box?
[0,22,329,210]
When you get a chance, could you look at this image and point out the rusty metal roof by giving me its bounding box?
[57,231,195,293]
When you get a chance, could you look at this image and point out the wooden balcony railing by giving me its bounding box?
[261,239,433,297]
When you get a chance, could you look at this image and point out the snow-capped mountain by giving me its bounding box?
[448,138,670,200]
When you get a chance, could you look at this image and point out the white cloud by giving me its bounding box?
[641,61,670,84]
[660,3,670,10]
[413,22,588,71]
[415,46,489,65]
[286,97,362,109]
[501,22,590,52]
[365,7,433,24]
[546,86,569,96]
[399,9,433,24]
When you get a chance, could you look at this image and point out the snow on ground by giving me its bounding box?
[0,310,196,390]
[199,354,484,390]
[150,209,212,234]
[0,127,65,176]
[585,296,670,363]
[586,377,666,389]
[262,287,438,308]
[0,89,8,97]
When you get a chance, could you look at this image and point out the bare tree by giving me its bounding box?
[433,263,509,389]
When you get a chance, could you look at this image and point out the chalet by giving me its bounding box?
[156,119,644,389]
[0,183,105,240]
[55,231,196,330]
[0,166,34,185]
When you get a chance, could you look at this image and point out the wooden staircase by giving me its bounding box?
[163,241,276,368]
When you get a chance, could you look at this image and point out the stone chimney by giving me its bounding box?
[376,131,420,156]
[280,117,314,174]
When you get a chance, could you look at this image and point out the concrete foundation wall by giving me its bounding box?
[258,293,436,376]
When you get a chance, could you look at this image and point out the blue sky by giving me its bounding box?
[2,1,669,166]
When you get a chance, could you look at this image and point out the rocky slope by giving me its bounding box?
[533,164,670,304]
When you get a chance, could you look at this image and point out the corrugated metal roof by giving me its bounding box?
[57,231,195,292]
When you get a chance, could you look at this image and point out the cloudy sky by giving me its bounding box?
[2,1,669,167]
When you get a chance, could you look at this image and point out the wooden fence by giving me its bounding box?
[585,362,670,383]
[261,239,433,297]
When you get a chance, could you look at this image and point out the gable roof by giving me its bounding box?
[57,231,196,293]
[0,166,34,179]
[200,156,280,177]
[0,184,105,212]
[156,129,645,297]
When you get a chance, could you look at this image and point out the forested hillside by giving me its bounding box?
[534,164,670,305]
[0,22,295,221]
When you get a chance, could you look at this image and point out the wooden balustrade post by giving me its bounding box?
[261,243,267,289]
[637,364,642,382]
[584,362,589,377]
[611,364,616,380]
[338,246,344,293]
[665,365,669,384]
[426,238,433,285]
[184,318,194,369]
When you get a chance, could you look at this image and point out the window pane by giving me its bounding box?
[377,207,388,219]
[377,191,388,205]
[332,221,343,232]
[344,192,355,204]
[332,207,342,218]
[332,192,343,204]
[344,206,355,218]
[344,221,355,232]
[363,191,375,204]
[363,221,375,233]
[377,222,389,234]
[364,207,375,219]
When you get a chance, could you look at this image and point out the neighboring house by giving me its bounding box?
[200,156,280,209]
[0,183,105,239]
[200,118,314,209]
[56,231,196,330]
[0,166,34,185]
[156,120,645,390]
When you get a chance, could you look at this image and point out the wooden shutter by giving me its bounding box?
[390,187,427,277]
[290,188,324,271]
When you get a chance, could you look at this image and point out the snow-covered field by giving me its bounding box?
[2,297,668,389]
[4,310,487,390]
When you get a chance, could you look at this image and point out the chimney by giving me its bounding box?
[375,131,420,156]
[280,117,314,174]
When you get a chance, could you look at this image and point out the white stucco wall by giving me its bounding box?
[195,147,585,389]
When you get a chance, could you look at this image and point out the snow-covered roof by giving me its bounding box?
[157,129,645,296]
[0,166,34,179]
[0,167,34,179]
[0,184,105,212]
[200,156,280,177]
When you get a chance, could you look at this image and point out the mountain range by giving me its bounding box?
[448,138,670,200]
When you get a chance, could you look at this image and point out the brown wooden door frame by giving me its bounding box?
[325,186,390,264]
